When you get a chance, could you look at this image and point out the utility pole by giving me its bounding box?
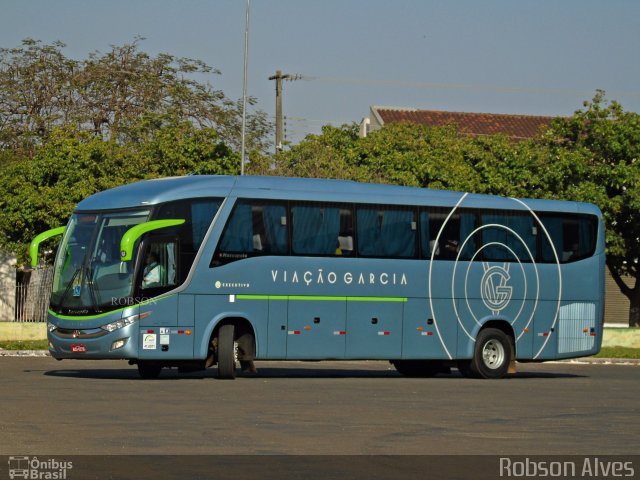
[240,0,250,175]
[268,70,302,152]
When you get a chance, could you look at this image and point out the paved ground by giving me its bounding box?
[0,357,638,458]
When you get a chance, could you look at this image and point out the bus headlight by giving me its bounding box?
[101,313,147,333]
[111,338,129,351]
[47,322,57,333]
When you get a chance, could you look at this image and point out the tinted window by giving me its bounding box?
[357,206,416,258]
[539,214,597,263]
[214,200,289,264]
[292,203,353,256]
[421,209,477,260]
[155,198,221,280]
[480,211,536,262]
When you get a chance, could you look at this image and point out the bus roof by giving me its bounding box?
[75,175,602,216]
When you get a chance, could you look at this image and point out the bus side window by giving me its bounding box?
[215,200,289,264]
[356,206,416,258]
[292,204,344,256]
[479,211,535,262]
[539,215,597,263]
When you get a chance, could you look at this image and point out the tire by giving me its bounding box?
[463,328,513,379]
[217,324,237,380]
[137,362,162,379]
[391,360,445,377]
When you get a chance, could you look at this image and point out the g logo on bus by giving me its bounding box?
[481,263,513,315]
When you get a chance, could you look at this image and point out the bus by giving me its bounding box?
[34,175,605,379]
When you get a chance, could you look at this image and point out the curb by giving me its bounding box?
[0,349,51,357]
[555,357,640,366]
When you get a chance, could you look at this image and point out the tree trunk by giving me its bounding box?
[630,290,640,328]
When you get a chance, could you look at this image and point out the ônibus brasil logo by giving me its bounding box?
[7,456,72,480]
[481,262,513,315]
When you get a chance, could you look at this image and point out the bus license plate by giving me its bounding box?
[71,344,87,353]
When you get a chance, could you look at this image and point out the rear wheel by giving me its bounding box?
[137,362,162,379]
[460,328,513,379]
[217,324,237,380]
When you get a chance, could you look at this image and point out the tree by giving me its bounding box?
[539,92,640,326]
[272,122,483,192]
[0,38,271,156]
[0,39,271,266]
[0,123,239,265]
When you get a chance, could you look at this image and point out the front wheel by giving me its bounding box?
[460,328,513,379]
[217,324,237,380]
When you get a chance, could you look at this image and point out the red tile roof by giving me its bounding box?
[374,107,554,140]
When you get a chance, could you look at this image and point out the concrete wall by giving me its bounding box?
[605,270,633,325]
[0,252,16,321]
[603,327,640,348]
[0,322,47,341]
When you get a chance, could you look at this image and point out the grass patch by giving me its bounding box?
[595,346,640,359]
[0,339,49,350]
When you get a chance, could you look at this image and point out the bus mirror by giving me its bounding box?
[119,219,185,262]
[29,226,66,268]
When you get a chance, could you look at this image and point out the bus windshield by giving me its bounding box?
[50,209,150,314]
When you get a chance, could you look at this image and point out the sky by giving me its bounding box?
[2,0,639,145]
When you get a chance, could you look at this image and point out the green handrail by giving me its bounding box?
[120,219,185,261]
[29,226,66,267]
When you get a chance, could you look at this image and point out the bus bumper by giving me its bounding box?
[48,323,139,360]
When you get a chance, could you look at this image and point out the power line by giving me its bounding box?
[302,75,640,98]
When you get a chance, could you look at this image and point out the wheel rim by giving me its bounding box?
[481,339,505,370]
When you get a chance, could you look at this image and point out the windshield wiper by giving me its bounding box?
[86,263,102,312]
[56,266,82,312]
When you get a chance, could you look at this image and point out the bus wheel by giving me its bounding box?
[465,328,513,379]
[217,324,237,380]
[137,362,162,379]
[391,360,443,377]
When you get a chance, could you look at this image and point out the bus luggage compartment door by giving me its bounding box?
[345,300,402,358]
[286,299,346,359]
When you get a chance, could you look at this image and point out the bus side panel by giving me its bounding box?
[286,299,346,359]
[266,298,288,359]
[178,294,195,326]
[346,300,403,359]
[138,295,194,359]
[532,259,602,360]
[402,298,455,360]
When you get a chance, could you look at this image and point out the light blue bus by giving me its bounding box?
[34,176,605,379]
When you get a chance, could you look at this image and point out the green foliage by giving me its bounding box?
[0,123,239,264]
[273,122,483,191]
[595,346,640,359]
[270,124,364,180]
[0,38,269,266]
[0,340,49,350]
[536,93,640,324]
